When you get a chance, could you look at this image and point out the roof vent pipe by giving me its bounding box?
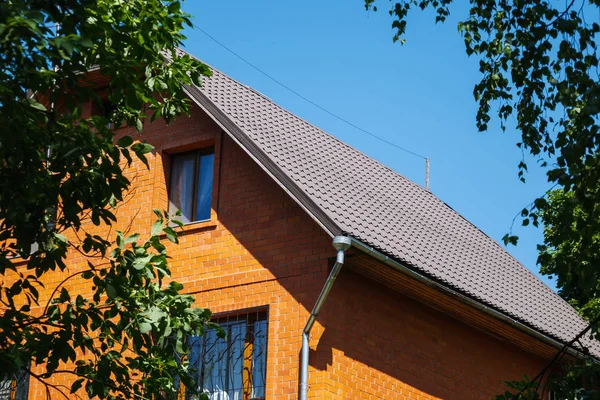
[299,236,351,400]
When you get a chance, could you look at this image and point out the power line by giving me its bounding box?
[195,26,428,161]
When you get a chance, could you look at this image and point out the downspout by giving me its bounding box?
[299,236,351,400]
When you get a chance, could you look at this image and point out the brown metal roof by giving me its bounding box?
[177,48,599,353]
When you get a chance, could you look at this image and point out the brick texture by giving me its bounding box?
[14,102,547,399]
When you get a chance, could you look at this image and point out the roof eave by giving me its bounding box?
[183,80,592,361]
[349,236,589,360]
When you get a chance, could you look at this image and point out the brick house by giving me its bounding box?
[10,48,600,399]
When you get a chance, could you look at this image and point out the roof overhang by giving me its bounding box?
[182,82,593,361]
[348,237,589,360]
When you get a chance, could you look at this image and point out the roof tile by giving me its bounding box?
[180,48,599,353]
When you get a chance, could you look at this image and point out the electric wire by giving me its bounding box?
[194,26,600,400]
[195,26,427,160]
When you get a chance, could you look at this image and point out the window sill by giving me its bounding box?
[165,219,217,237]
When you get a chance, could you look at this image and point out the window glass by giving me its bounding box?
[0,380,12,400]
[0,369,30,400]
[196,153,214,222]
[250,319,267,399]
[187,313,268,400]
[169,153,200,223]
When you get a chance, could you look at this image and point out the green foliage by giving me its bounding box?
[366,0,600,397]
[546,357,600,400]
[0,0,215,398]
[40,216,217,399]
[495,376,540,400]
[538,190,600,319]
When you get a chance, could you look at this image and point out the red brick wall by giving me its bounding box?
[310,268,545,399]
[19,102,547,399]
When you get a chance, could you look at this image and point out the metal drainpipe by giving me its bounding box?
[299,236,351,400]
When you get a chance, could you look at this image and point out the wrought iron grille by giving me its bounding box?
[184,311,268,400]
[0,369,30,400]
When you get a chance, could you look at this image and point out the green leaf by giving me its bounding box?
[125,233,140,244]
[131,142,154,155]
[163,226,178,243]
[149,236,166,252]
[131,142,154,168]
[71,378,85,393]
[27,98,46,111]
[139,322,152,334]
[116,136,134,147]
[106,284,117,299]
[81,271,94,279]
[153,209,164,222]
[122,148,133,165]
[171,219,184,228]
[168,1,181,14]
[133,254,152,270]
[54,233,68,244]
[78,37,93,48]
[116,230,124,249]
[151,221,163,237]
[58,37,75,55]
[143,307,166,324]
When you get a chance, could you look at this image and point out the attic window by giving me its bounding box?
[168,148,214,224]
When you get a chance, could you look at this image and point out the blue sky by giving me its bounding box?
[181,1,555,287]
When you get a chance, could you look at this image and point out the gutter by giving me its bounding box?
[298,236,584,399]
[299,236,351,400]
[180,74,588,383]
[349,237,584,359]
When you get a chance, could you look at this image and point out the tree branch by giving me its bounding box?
[51,369,150,400]
[544,0,577,27]
[25,367,72,400]
[42,262,110,316]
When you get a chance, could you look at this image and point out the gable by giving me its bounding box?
[177,48,599,355]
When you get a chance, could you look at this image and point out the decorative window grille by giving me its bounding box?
[185,311,268,400]
[0,369,30,400]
